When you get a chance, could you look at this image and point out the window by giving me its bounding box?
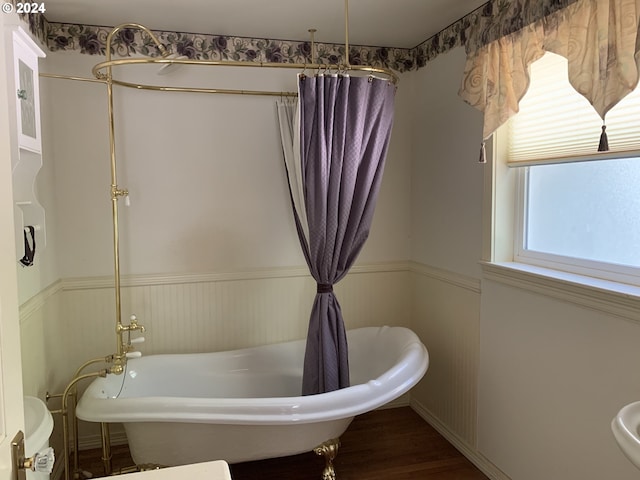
[503,52,640,286]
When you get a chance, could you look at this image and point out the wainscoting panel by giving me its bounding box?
[19,264,411,453]
[410,263,481,448]
[19,280,65,479]
[59,265,412,359]
[20,280,63,398]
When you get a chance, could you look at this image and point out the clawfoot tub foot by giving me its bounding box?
[314,438,340,480]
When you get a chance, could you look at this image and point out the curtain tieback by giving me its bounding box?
[317,283,333,294]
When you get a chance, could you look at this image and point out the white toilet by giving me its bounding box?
[23,396,54,480]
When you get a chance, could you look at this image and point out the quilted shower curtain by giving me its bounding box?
[277,74,396,395]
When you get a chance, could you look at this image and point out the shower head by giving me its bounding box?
[157,53,188,75]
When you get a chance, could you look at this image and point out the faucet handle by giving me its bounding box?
[129,314,146,332]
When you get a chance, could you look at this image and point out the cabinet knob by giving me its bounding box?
[17,89,27,100]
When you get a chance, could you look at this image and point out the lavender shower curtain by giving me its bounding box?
[278,74,396,395]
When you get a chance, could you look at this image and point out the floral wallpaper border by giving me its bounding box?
[45,22,417,73]
[413,0,580,68]
[18,0,580,73]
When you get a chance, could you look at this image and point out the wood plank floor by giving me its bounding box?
[77,407,488,480]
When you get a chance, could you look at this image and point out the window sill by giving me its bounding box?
[480,261,640,322]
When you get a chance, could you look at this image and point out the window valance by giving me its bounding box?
[458,0,640,162]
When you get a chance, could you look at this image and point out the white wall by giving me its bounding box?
[407,47,485,454]
[408,48,484,279]
[479,279,640,480]
[409,46,640,480]
[40,51,411,278]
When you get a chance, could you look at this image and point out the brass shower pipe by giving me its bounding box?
[46,355,115,480]
[61,371,109,480]
[67,356,115,478]
[344,0,350,67]
[101,24,152,377]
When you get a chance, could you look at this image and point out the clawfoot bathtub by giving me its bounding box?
[76,326,428,470]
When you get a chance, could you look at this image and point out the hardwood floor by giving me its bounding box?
[76,407,488,480]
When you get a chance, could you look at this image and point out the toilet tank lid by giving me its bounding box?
[23,396,54,451]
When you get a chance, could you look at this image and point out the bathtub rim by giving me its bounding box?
[76,326,429,425]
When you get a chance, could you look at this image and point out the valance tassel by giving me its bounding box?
[478,141,486,163]
[598,124,609,152]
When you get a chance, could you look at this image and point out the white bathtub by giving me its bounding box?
[76,326,428,466]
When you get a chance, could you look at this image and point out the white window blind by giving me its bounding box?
[507,52,640,166]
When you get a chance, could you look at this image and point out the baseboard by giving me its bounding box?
[379,393,410,409]
[410,399,511,480]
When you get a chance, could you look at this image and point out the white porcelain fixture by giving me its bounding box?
[115,460,230,480]
[24,396,54,480]
[76,326,429,466]
[612,401,640,469]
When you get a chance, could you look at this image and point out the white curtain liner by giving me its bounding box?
[276,89,309,243]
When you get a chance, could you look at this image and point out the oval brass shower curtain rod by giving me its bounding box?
[92,56,398,97]
[87,20,398,97]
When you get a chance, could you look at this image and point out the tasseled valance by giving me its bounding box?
[458,0,640,162]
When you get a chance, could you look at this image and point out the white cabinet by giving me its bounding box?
[13,27,43,153]
[10,27,46,266]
